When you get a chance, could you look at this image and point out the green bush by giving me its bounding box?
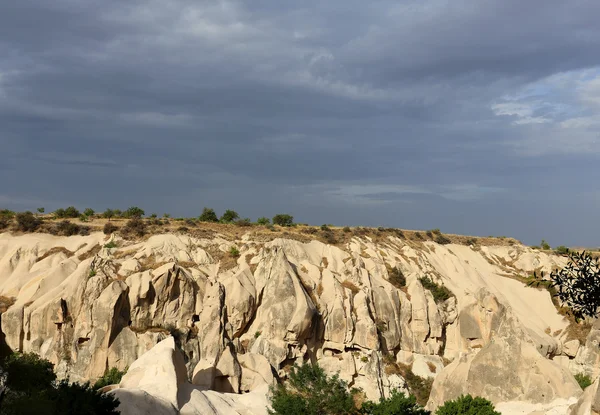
[220,209,239,223]
[16,211,41,232]
[389,267,407,288]
[124,206,145,219]
[93,367,126,390]
[272,214,294,227]
[199,207,218,222]
[83,208,95,217]
[121,218,146,237]
[343,226,351,233]
[419,276,453,303]
[0,216,9,230]
[102,209,115,220]
[0,209,16,219]
[229,246,240,257]
[555,245,569,255]
[268,363,358,415]
[540,239,551,250]
[0,352,120,414]
[104,241,118,249]
[235,218,252,227]
[574,373,592,389]
[321,224,331,231]
[360,390,430,415]
[435,394,500,415]
[55,206,80,219]
[257,217,270,225]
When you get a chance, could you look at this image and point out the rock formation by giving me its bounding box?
[0,230,589,414]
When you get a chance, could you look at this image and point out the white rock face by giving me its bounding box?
[0,231,582,414]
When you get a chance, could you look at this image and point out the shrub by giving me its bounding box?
[540,239,551,250]
[103,223,118,235]
[574,373,592,389]
[415,232,424,240]
[122,218,146,237]
[16,211,41,232]
[321,224,331,231]
[268,363,358,415]
[0,209,16,219]
[1,352,120,414]
[93,367,126,390]
[529,251,600,320]
[102,209,115,220]
[199,207,218,222]
[235,218,252,227]
[419,276,453,303]
[55,206,80,219]
[83,208,95,217]
[124,206,145,219]
[220,209,239,223]
[272,214,294,227]
[434,234,452,245]
[37,207,45,214]
[343,226,351,233]
[257,217,270,225]
[555,245,569,255]
[229,246,240,257]
[465,238,477,246]
[389,267,406,288]
[0,216,9,230]
[55,220,83,236]
[104,241,118,249]
[360,390,430,415]
[435,394,500,415]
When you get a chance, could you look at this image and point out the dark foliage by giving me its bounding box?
[54,220,89,236]
[199,207,218,222]
[54,206,80,219]
[268,363,358,415]
[235,218,253,227]
[122,218,146,237]
[360,390,430,415]
[123,206,145,219]
[435,395,500,415]
[103,223,118,235]
[272,214,294,227]
[16,212,41,232]
[256,217,270,225]
[93,367,125,390]
[0,352,120,415]
[389,267,407,289]
[220,209,240,223]
[419,276,453,303]
[529,251,600,320]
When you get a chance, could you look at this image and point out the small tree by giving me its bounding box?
[37,207,45,215]
[83,208,95,217]
[93,367,126,390]
[199,207,218,222]
[436,395,500,415]
[540,239,551,250]
[272,214,294,227]
[257,217,270,225]
[268,363,358,415]
[220,209,240,223]
[529,251,600,320]
[124,206,145,219]
[103,209,115,221]
[64,206,81,218]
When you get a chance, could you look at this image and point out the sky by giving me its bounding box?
[1,0,600,247]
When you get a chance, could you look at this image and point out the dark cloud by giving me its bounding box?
[1,0,600,247]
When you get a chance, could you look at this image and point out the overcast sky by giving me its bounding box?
[1,0,600,246]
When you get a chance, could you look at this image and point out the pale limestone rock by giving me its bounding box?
[318,353,356,384]
[427,301,582,411]
[238,353,275,392]
[412,354,444,379]
[563,340,580,358]
[111,389,178,415]
[119,337,187,409]
[569,376,600,415]
[352,291,379,350]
